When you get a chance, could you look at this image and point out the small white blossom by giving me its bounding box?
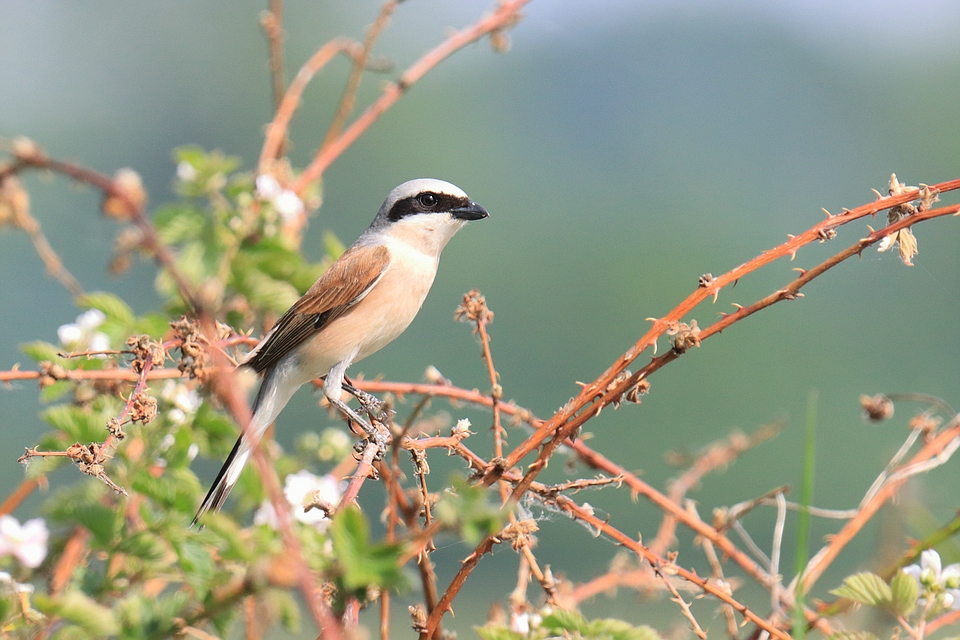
[161,381,201,425]
[511,611,541,634]
[0,515,49,568]
[254,470,345,531]
[177,161,198,182]
[903,549,960,610]
[273,189,305,222]
[187,443,200,461]
[57,309,110,354]
[255,174,282,200]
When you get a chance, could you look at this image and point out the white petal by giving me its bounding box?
[256,174,282,200]
[274,190,304,221]
[177,161,198,182]
[57,323,82,346]
[922,549,943,576]
[77,309,106,331]
[88,332,111,353]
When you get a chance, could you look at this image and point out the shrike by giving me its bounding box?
[194,178,488,522]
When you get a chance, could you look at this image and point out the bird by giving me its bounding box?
[194,178,489,523]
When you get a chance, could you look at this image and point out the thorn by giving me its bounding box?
[711,289,719,303]
[872,189,883,200]
[731,303,744,310]
[842,207,853,214]
[787,234,796,240]
[821,208,832,218]
[792,268,806,275]
[788,250,797,261]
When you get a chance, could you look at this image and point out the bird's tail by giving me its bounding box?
[193,363,299,526]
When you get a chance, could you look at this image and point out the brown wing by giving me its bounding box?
[244,244,389,373]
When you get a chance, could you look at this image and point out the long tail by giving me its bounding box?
[193,363,300,525]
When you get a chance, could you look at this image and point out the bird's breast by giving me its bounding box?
[297,243,439,375]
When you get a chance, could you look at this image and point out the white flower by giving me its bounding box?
[273,189,305,222]
[57,309,110,354]
[903,549,960,610]
[0,515,49,568]
[160,381,201,425]
[177,161,198,182]
[254,470,345,531]
[255,174,282,200]
[511,611,541,634]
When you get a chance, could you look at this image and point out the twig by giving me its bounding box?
[258,38,363,171]
[651,424,781,555]
[3,148,204,312]
[321,1,398,150]
[801,414,960,593]
[549,495,791,640]
[290,0,529,194]
[498,197,960,524]
[421,536,499,640]
[496,180,960,478]
[654,561,708,640]
[261,0,287,112]
[336,440,380,512]
[8,192,86,298]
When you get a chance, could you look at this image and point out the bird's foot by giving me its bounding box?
[342,382,394,425]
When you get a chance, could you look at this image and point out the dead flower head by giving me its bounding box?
[860,394,894,422]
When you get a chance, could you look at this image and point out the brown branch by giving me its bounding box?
[261,0,287,112]
[421,536,499,640]
[651,423,782,556]
[499,196,960,523]
[0,478,42,517]
[9,192,86,298]
[551,495,792,640]
[800,414,960,594]
[321,1,398,150]
[290,0,529,194]
[258,38,363,171]
[3,147,204,312]
[336,440,380,512]
[497,178,960,477]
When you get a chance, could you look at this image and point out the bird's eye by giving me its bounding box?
[418,193,438,209]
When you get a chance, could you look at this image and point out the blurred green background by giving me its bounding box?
[2,1,960,636]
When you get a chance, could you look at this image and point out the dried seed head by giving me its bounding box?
[860,394,894,422]
[666,320,702,354]
[454,289,494,326]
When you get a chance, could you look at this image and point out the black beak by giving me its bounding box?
[451,201,489,221]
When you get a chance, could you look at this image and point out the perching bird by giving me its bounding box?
[194,178,488,523]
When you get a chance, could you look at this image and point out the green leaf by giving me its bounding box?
[585,619,661,640]
[434,475,505,545]
[78,291,135,327]
[115,531,168,562]
[21,340,64,363]
[34,590,119,636]
[830,572,892,607]
[176,538,216,599]
[75,504,120,547]
[152,203,205,244]
[542,609,588,634]
[331,506,407,591]
[889,569,919,617]
[475,626,525,640]
[41,405,105,442]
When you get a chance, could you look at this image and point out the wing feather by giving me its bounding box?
[244,244,389,373]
